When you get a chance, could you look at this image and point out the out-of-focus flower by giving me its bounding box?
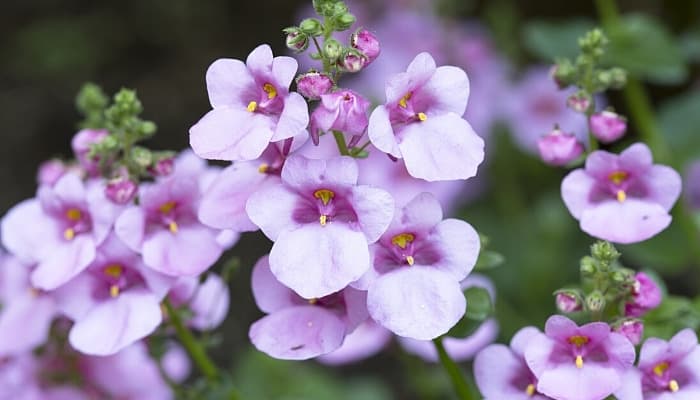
[537,127,584,166]
[169,273,230,331]
[71,129,109,176]
[317,320,392,365]
[37,159,68,186]
[590,110,627,144]
[561,143,681,244]
[624,272,662,317]
[613,319,644,346]
[684,160,700,210]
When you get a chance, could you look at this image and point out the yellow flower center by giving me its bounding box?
[575,355,584,369]
[313,189,335,206]
[159,201,176,214]
[64,228,75,240]
[103,264,123,278]
[399,92,412,108]
[526,384,536,396]
[66,208,82,221]
[417,112,427,121]
[247,101,258,112]
[669,379,679,392]
[608,170,628,185]
[391,233,415,249]
[568,335,589,347]
[263,83,277,99]
[654,362,669,377]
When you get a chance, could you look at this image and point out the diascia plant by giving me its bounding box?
[1,0,699,399]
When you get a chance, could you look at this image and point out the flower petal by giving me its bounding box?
[206,58,255,108]
[349,185,395,243]
[245,184,302,241]
[0,293,55,356]
[142,224,222,276]
[579,199,671,244]
[31,235,96,290]
[272,92,309,142]
[422,65,470,116]
[561,169,598,220]
[368,105,401,158]
[281,155,359,190]
[430,218,480,281]
[251,255,302,313]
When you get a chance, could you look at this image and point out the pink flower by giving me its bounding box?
[189,44,309,161]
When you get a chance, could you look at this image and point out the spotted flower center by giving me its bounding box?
[568,335,589,368]
[158,201,179,233]
[62,207,91,241]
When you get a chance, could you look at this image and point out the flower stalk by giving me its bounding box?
[433,337,475,400]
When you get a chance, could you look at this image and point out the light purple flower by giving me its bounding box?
[525,315,636,400]
[37,159,68,186]
[115,154,224,276]
[310,89,371,146]
[398,274,498,362]
[555,291,582,313]
[168,273,230,331]
[189,44,309,161]
[104,171,138,205]
[590,110,627,143]
[537,128,584,166]
[71,129,109,176]
[625,271,662,317]
[616,329,700,399]
[561,143,682,244]
[1,174,118,290]
[249,255,369,360]
[368,52,485,181]
[246,155,394,298]
[53,234,173,355]
[0,254,57,357]
[296,71,333,100]
[316,320,392,365]
[505,67,589,153]
[614,319,644,346]
[355,192,479,339]
[474,326,550,400]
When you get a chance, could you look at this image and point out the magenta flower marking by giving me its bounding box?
[616,329,700,399]
[625,271,662,317]
[309,89,371,146]
[189,44,309,161]
[367,52,485,181]
[475,326,551,400]
[1,174,118,290]
[524,315,636,400]
[53,234,173,355]
[248,256,369,360]
[589,110,627,144]
[356,192,480,340]
[246,155,394,298]
[561,143,682,244]
[115,153,224,276]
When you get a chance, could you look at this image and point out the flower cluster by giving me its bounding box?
[186,0,487,360]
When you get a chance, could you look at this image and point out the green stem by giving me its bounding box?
[163,299,220,382]
[332,130,350,156]
[594,0,700,265]
[433,337,474,400]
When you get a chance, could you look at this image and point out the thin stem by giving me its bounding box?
[163,299,220,382]
[332,130,350,156]
[433,337,474,400]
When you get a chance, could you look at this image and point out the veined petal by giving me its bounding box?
[421,65,470,116]
[206,58,256,108]
[142,224,222,276]
[579,199,671,244]
[272,92,309,142]
[281,155,358,190]
[368,105,401,158]
[245,184,302,241]
[349,186,395,243]
[251,255,302,313]
[31,235,96,290]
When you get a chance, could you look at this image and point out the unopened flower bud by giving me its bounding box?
[339,50,367,73]
[351,28,380,64]
[131,146,152,168]
[105,175,138,205]
[323,39,343,62]
[566,93,591,113]
[37,159,67,186]
[555,290,582,313]
[150,157,175,177]
[334,13,356,31]
[580,256,597,276]
[284,28,309,52]
[590,110,627,144]
[625,272,662,317]
[537,127,584,166]
[299,18,323,36]
[585,291,606,313]
[296,72,333,100]
[309,89,371,146]
[613,319,644,345]
[550,61,575,89]
[590,241,620,264]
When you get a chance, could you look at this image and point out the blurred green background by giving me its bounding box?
[1,0,699,398]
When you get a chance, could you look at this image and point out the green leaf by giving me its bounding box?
[474,250,505,270]
[658,90,700,164]
[523,18,595,61]
[605,14,688,84]
[644,296,700,340]
[465,287,493,321]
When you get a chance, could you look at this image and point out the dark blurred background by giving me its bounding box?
[1,0,699,399]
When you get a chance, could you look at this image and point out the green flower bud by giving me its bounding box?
[284,27,309,52]
[585,290,606,313]
[323,39,343,62]
[131,146,153,168]
[299,18,323,36]
[591,241,620,264]
[580,256,597,276]
[334,13,356,31]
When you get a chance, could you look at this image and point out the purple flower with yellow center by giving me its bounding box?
[525,315,636,400]
[616,329,700,399]
[115,155,224,276]
[246,155,394,299]
[248,255,369,360]
[1,174,118,290]
[189,44,309,161]
[367,52,485,182]
[309,89,371,147]
[53,234,173,355]
[561,143,681,244]
[474,326,551,400]
[354,192,480,340]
